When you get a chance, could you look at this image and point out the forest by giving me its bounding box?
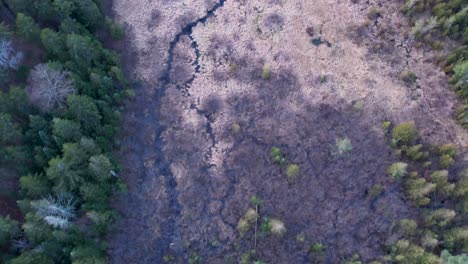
[0,0,467,263]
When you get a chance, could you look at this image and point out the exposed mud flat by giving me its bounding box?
[109,0,467,263]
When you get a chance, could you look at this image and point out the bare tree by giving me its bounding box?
[0,39,22,70]
[27,63,75,112]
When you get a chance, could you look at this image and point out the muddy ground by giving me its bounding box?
[108,0,468,263]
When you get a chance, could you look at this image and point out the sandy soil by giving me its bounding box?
[109,0,468,263]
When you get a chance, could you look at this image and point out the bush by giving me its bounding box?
[269,218,286,237]
[425,209,456,227]
[392,121,419,145]
[237,208,258,236]
[405,177,436,206]
[430,170,454,196]
[388,162,408,179]
[262,63,271,80]
[336,137,353,154]
[286,164,299,182]
[105,17,125,40]
[398,219,418,236]
[406,144,427,161]
[271,146,287,165]
[440,144,457,157]
[389,240,440,264]
[368,184,384,198]
[440,154,455,169]
[400,70,417,85]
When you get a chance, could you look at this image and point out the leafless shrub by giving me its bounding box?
[0,39,23,70]
[27,64,75,112]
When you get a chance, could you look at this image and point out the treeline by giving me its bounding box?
[401,0,467,128]
[384,121,467,263]
[0,0,129,263]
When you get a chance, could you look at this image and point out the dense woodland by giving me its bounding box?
[0,0,128,263]
[0,0,466,263]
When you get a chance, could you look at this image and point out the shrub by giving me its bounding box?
[389,240,440,264]
[26,63,75,112]
[336,137,353,154]
[406,144,427,161]
[425,209,456,227]
[392,121,419,145]
[439,154,455,169]
[0,39,23,70]
[398,219,418,236]
[271,146,287,165]
[405,177,436,206]
[388,162,408,179]
[237,208,258,236]
[430,170,454,196]
[421,231,438,249]
[105,17,125,40]
[440,144,457,157]
[269,218,286,237]
[286,164,299,182]
[444,227,468,251]
[400,70,417,85]
[262,63,271,80]
[441,250,468,263]
[368,184,384,198]
[382,121,391,133]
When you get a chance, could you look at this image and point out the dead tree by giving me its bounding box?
[27,64,75,112]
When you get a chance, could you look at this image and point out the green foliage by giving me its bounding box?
[40,28,67,59]
[368,184,384,198]
[237,208,258,236]
[52,118,82,146]
[406,144,427,161]
[389,239,440,264]
[425,208,456,227]
[105,17,125,40]
[440,144,457,157]
[20,173,50,198]
[73,0,103,29]
[262,63,271,80]
[444,227,468,252]
[392,121,419,145]
[400,70,417,85]
[336,137,353,154]
[10,251,54,264]
[46,142,87,193]
[441,250,468,264]
[269,218,286,237]
[388,162,408,179]
[66,95,102,133]
[66,33,101,73]
[430,170,454,197]
[15,13,40,42]
[271,146,287,165]
[405,177,436,206]
[398,219,418,236]
[286,164,300,182]
[260,217,272,234]
[22,213,53,245]
[440,154,455,169]
[249,195,262,207]
[0,216,19,247]
[308,242,326,263]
